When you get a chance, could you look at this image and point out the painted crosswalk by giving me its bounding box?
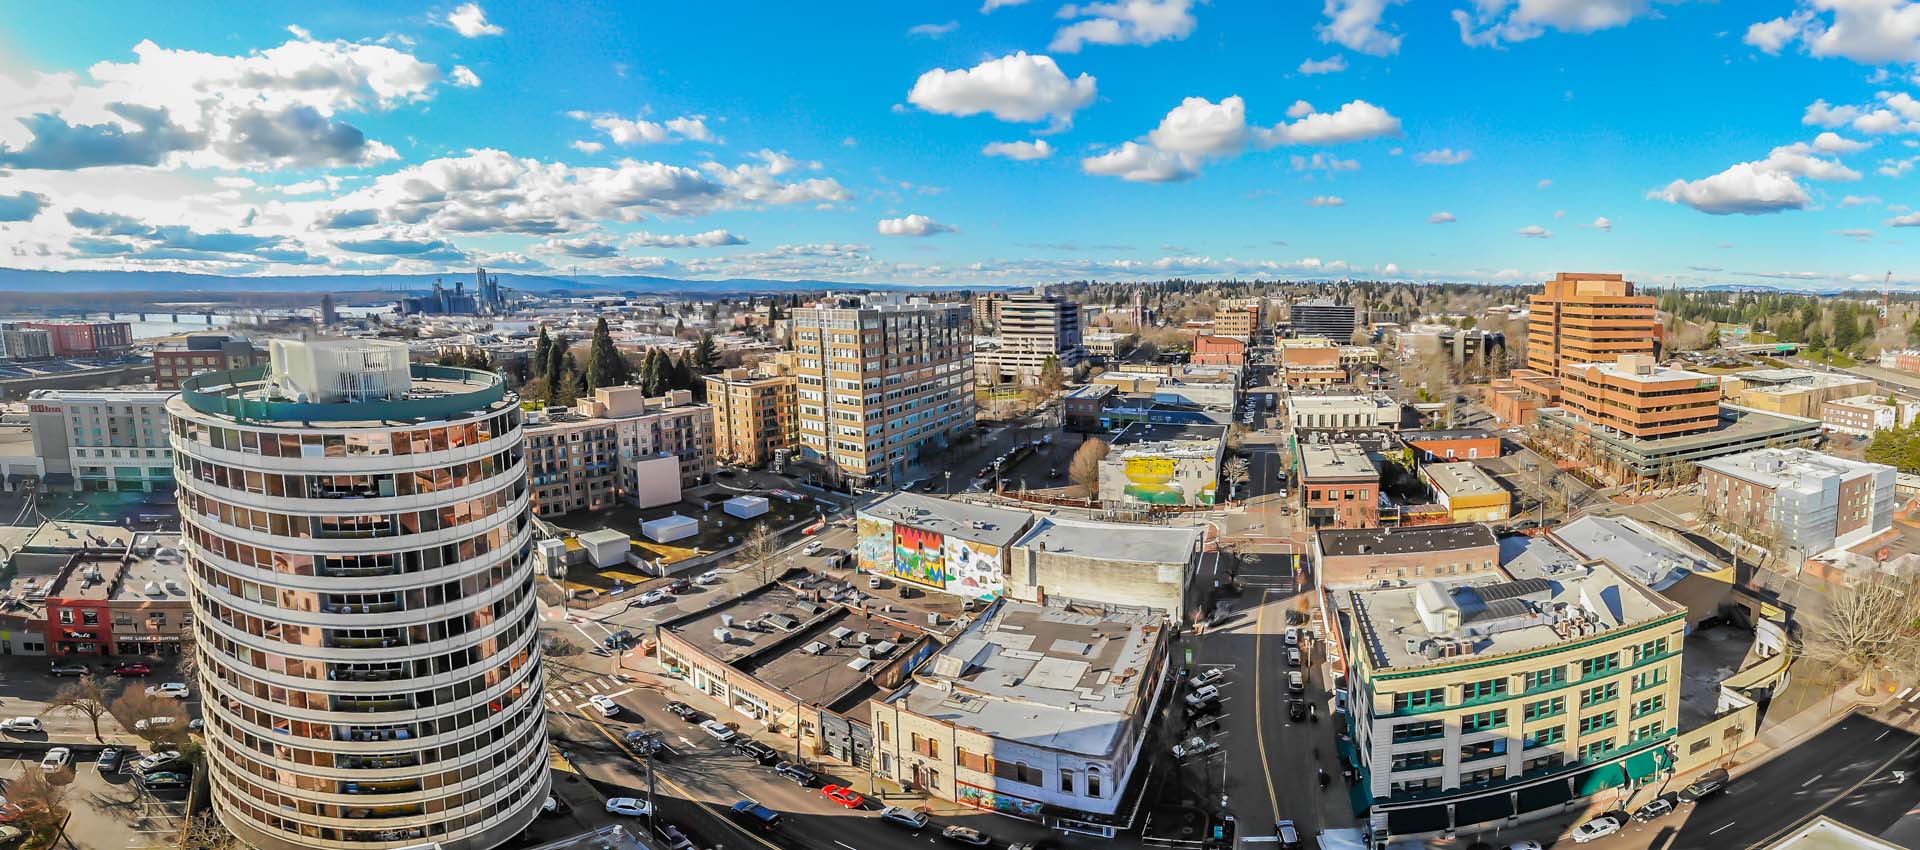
[542,674,632,707]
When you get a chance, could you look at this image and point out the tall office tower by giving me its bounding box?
[1290,299,1359,340]
[790,294,974,488]
[170,339,547,850]
[998,292,1086,372]
[1525,272,1657,376]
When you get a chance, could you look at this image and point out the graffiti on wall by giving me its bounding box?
[1121,455,1187,505]
[943,537,1003,599]
[856,514,894,575]
[956,784,1044,819]
[893,525,947,588]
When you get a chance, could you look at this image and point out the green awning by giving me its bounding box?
[1624,749,1661,782]
[1576,764,1626,797]
[1653,745,1674,772]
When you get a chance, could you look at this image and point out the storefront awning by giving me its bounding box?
[1624,748,1661,783]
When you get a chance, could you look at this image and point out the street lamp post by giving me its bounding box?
[944,471,952,496]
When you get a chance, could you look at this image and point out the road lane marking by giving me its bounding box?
[1253,588,1280,825]
[836,843,861,850]
[1879,730,1892,741]
[1801,774,1822,787]
[1709,821,1735,835]
[1753,735,1920,848]
[679,736,697,748]
[576,715,783,850]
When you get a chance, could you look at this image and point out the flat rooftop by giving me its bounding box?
[1539,404,1821,455]
[860,492,1032,549]
[1014,515,1203,565]
[1294,427,1402,455]
[663,569,967,666]
[1570,360,1717,385]
[1111,422,1227,448]
[736,606,923,711]
[1696,447,1891,492]
[1288,393,1395,410]
[1065,383,1116,400]
[1498,535,1591,581]
[1549,515,1719,592]
[1425,462,1505,498]
[1406,429,1499,442]
[1318,522,1496,558]
[1299,442,1380,481]
[1342,561,1680,671]
[1734,368,1873,391]
[889,598,1167,756]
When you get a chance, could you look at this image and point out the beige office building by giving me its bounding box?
[790,294,973,488]
[1526,273,1657,377]
[705,366,797,468]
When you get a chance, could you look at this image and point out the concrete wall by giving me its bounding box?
[1004,547,1191,624]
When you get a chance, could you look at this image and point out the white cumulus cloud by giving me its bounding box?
[1414,147,1472,165]
[982,139,1055,160]
[569,111,717,146]
[1319,0,1404,56]
[1746,1,1920,64]
[1149,95,1251,155]
[1308,195,1346,207]
[1051,0,1199,52]
[907,52,1097,129]
[1516,224,1552,238]
[1081,141,1197,182]
[446,3,504,37]
[1429,211,1456,223]
[450,65,482,88]
[1584,216,1613,231]
[1261,99,1403,145]
[1298,55,1349,75]
[1454,0,1676,48]
[877,214,957,237]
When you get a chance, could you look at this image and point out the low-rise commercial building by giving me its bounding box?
[1214,299,1263,341]
[1422,463,1511,523]
[1878,349,1920,375]
[1697,448,1896,558]
[153,334,269,390]
[1404,430,1503,462]
[869,597,1172,835]
[1006,516,1208,624]
[1299,441,1382,529]
[1819,394,1920,437]
[1485,369,1560,427]
[1723,369,1875,419]
[28,388,176,492]
[1557,355,1722,440]
[1191,334,1247,366]
[1098,423,1225,507]
[44,535,191,657]
[705,366,796,468]
[1289,392,1400,429]
[856,492,1032,601]
[1332,564,1685,844]
[1312,522,1500,587]
[20,320,133,358]
[1083,332,1135,360]
[1062,383,1116,432]
[1536,403,1822,482]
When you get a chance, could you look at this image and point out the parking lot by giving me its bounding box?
[0,745,188,850]
[0,657,195,744]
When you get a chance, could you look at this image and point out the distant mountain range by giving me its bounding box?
[0,268,1012,296]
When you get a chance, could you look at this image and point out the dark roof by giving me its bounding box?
[1112,422,1227,446]
[1405,429,1500,442]
[1295,427,1403,455]
[1316,522,1498,558]
[1476,578,1554,602]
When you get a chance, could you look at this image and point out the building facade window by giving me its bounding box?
[1523,696,1566,721]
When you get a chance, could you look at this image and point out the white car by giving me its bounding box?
[637,589,670,605]
[146,682,190,699]
[803,541,824,556]
[699,719,737,742]
[1570,816,1622,844]
[1284,627,1301,646]
[587,695,620,717]
[40,748,71,772]
[1184,684,1220,707]
[0,717,43,733]
[134,716,178,732]
[695,571,721,585]
[135,751,182,773]
[604,797,653,818]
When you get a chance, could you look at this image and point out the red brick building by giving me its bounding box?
[1404,429,1503,462]
[1298,441,1381,529]
[1312,522,1501,587]
[1191,334,1247,366]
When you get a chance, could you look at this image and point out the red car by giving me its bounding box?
[113,663,152,677]
[821,785,864,809]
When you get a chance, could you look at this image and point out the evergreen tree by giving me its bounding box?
[534,327,552,375]
[585,317,629,392]
[543,336,567,404]
[671,353,696,390]
[691,331,718,374]
[639,349,667,396]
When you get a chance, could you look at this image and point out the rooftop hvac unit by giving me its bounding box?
[713,628,735,643]
[720,614,735,628]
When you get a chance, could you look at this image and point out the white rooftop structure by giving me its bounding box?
[266,338,412,403]
[1549,515,1718,591]
[1014,515,1204,566]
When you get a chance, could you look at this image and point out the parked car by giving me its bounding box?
[138,771,190,790]
[1680,768,1731,803]
[1633,794,1679,823]
[134,751,183,774]
[729,799,782,829]
[1188,668,1226,689]
[637,589,670,605]
[0,718,43,734]
[803,541,825,557]
[733,739,779,764]
[48,662,89,677]
[667,578,691,593]
[1287,699,1308,721]
[588,695,620,717]
[603,630,637,649]
[941,826,992,846]
[1500,843,1543,850]
[1284,627,1300,646]
[695,571,721,585]
[1185,684,1220,708]
[821,785,864,809]
[540,796,572,817]
[146,682,190,699]
[666,701,704,722]
[0,825,23,846]
[605,797,653,818]
[112,662,152,677]
[1171,736,1222,759]
[1286,648,1301,668]
[1570,816,1622,844]
[699,720,737,742]
[96,747,125,773]
[773,761,818,786]
[1287,671,1305,694]
[134,716,178,732]
[879,806,929,830]
[40,748,70,773]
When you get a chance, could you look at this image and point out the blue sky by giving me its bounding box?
[2,0,1919,288]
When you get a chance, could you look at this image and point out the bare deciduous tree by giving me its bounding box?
[5,768,66,835]
[46,675,111,742]
[738,523,783,585]
[180,813,245,850]
[1802,572,1920,695]
[110,690,191,746]
[1069,438,1111,497]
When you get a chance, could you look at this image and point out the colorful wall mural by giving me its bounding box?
[893,525,948,588]
[943,537,1003,600]
[1121,455,1186,505]
[856,514,894,575]
[956,783,1044,818]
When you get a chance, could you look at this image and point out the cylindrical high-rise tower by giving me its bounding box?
[169,339,547,850]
